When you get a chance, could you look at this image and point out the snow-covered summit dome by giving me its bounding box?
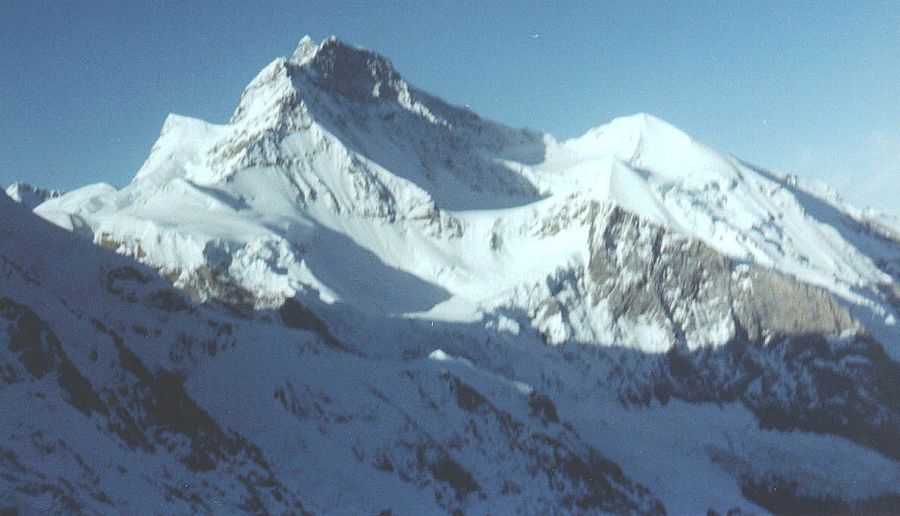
[291,35,318,63]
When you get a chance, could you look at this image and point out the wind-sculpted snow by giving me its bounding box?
[13,36,900,512]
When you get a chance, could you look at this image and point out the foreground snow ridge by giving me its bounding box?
[4,36,898,514]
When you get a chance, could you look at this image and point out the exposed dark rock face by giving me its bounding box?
[613,333,899,460]
[0,298,306,513]
[1,299,105,416]
[307,37,404,102]
[361,372,666,515]
[582,203,857,347]
[440,372,664,514]
[270,365,665,514]
[523,202,898,492]
[4,183,62,211]
[739,473,900,515]
[279,297,347,351]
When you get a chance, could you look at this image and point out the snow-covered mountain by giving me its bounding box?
[6,36,899,513]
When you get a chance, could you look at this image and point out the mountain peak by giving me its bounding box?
[291,35,318,63]
[299,36,402,101]
[5,181,63,210]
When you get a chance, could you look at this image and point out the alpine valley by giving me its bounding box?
[3,37,899,514]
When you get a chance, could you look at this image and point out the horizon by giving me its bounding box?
[1,1,898,215]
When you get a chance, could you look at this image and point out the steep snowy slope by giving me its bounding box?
[18,36,900,512]
[0,193,306,512]
[3,189,672,513]
[7,188,900,514]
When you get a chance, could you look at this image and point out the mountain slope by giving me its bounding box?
[10,36,900,513]
[8,182,900,513]
[2,191,669,514]
[0,193,307,512]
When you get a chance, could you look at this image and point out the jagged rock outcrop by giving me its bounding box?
[5,182,62,211]
[0,298,305,513]
[612,333,899,460]
[589,204,856,344]
[517,202,896,466]
[525,202,859,350]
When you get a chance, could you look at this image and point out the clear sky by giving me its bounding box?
[2,1,898,214]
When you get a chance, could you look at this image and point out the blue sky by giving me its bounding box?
[1,1,898,214]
